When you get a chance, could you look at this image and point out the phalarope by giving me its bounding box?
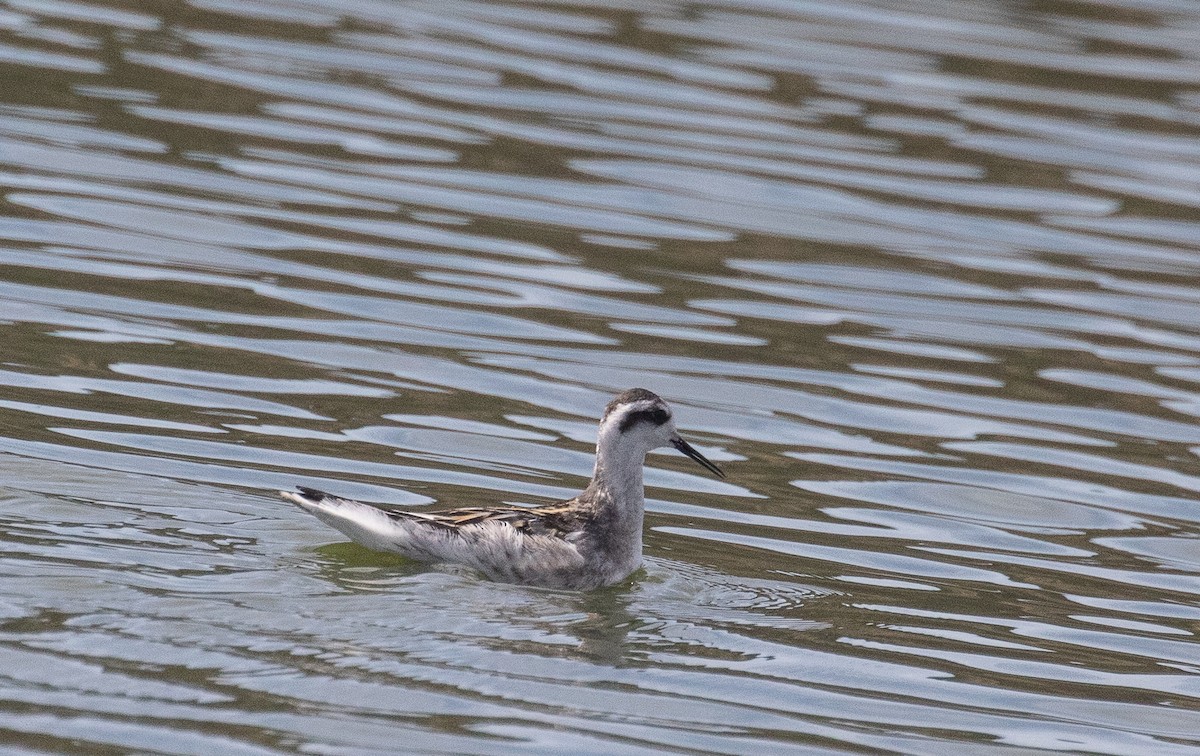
[281,388,725,590]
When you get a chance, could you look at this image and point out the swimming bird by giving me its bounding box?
[281,388,725,590]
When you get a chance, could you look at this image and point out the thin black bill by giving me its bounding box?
[671,437,725,479]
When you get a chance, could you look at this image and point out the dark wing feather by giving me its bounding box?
[383,502,584,539]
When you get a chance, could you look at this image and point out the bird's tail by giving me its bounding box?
[280,487,415,555]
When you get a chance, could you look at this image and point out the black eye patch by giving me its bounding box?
[618,407,670,433]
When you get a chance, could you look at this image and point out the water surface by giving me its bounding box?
[1,0,1199,752]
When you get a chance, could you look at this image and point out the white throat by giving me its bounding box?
[591,422,648,506]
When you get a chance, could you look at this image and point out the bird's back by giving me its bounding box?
[282,488,625,589]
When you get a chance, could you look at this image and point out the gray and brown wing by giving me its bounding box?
[381,502,585,539]
[284,487,598,587]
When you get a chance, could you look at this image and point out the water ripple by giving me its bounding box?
[0,0,1199,751]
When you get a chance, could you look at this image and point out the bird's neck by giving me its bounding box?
[589,445,646,509]
[584,435,646,557]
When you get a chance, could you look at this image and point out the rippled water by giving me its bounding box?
[1,0,1199,752]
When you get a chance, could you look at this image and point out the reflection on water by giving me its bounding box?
[1,0,1199,751]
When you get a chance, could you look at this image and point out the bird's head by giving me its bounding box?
[597,388,724,478]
